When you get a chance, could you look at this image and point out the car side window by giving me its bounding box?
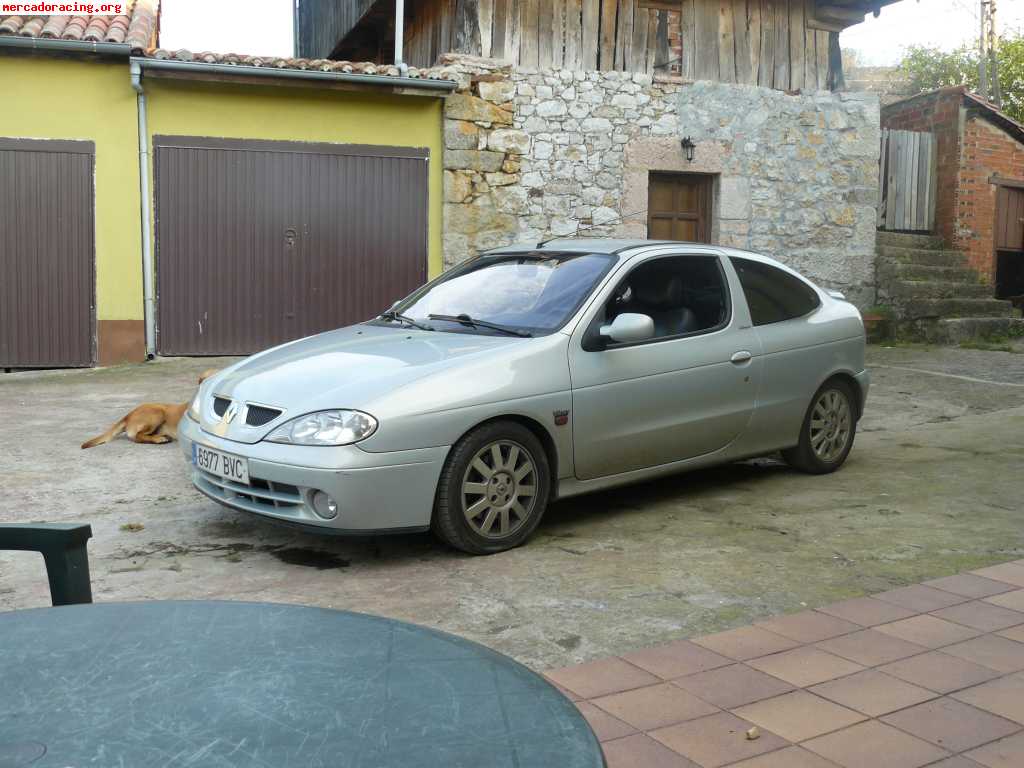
[592,254,730,346]
[730,257,820,326]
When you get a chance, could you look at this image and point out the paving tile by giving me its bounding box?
[925,758,986,768]
[732,690,866,742]
[965,731,1024,768]
[809,669,937,717]
[726,745,843,768]
[754,610,862,644]
[692,625,800,661]
[592,683,719,731]
[650,712,789,768]
[996,625,1024,643]
[874,584,969,612]
[621,639,733,680]
[971,562,1024,588]
[931,601,1024,632]
[924,574,1018,599]
[601,733,700,768]
[951,673,1024,725]
[573,701,637,742]
[545,657,660,699]
[815,628,929,667]
[880,696,1020,753]
[672,664,794,710]
[879,651,1002,693]
[941,635,1024,673]
[875,614,981,648]
[983,589,1024,613]
[802,720,950,768]
[816,596,918,627]
[746,647,864,688]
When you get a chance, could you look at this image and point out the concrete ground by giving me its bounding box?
[2,343,1023,671]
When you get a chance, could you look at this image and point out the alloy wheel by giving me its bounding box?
[809,388,852,463]
[461,440,537,539]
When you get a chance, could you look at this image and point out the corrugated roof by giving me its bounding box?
[0,0,158,50]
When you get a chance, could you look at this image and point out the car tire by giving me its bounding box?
[433,421,551,555]
[782,378,857,475]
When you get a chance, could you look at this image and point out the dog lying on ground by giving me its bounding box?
[81,370,217,449]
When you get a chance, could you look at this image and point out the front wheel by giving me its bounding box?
[782,379,857,474]
[432,421,551,555]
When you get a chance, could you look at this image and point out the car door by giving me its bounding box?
[567,249,762,481]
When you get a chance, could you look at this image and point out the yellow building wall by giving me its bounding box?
[1,56,143,326]
[145,79,445,279]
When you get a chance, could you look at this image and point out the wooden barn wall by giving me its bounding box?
[402,0,832,91]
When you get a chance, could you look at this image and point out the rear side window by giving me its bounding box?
[730,258,820,326]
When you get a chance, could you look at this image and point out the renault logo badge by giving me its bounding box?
[222,402,239,424]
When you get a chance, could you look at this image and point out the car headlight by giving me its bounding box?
[187,391,202,422]
[265,410,378,446]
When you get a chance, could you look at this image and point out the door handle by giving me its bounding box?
[731,351,752,364]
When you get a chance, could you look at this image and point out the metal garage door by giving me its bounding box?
[0,138,94,368]
[154,136,429,356]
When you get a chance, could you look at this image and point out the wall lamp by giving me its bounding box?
[680,137,696,162]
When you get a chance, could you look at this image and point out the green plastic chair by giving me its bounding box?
[0,523,93,605]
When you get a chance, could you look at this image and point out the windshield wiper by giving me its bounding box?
[428,314,533,338]
[378,310,434,332]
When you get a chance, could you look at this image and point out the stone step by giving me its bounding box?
[876,231,944,250]
[885,280,993,300]
[877,246,967,267]
[876,262,978,282]
[898,298,1018,319]
[934,318,1024,344]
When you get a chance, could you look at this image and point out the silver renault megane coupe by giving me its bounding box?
[180,239,868,554]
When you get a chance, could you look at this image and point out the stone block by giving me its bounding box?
[478,80,515,104]
[444,120,480,150]
[444,149,506,173]
[719,177,751,220]
[488,129,531,155]
[444,170,474,203]
[445,93,513,125]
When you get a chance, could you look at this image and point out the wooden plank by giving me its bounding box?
[815,28,829,90]
[491,0,508,58]
[732,0,751,84]
[630,5,649,72]
[917,133,931,231]
[538,0,553,66]
[646,8,657,72]
[582,0,599,69]
[773,0,789,89]
[908,132,919,229]
[718,1,735,83]
[747,0,762,85]
[655,8,670,71]
[694,0,719,80]
[878,129,888,228]
[564,0,582,69]
[885,131,897,229]
[758,0,773,88]
[480,0,493,56]
[508,0,521,64]
[804,1,816,89]
[789,0,804,91]
[552,0,565,67]
[614,0,633,69]
[599,0,618,70]
[928,134,938,232]
[521,0,539,67]
[681,0,696,79]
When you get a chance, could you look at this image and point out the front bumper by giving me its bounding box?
[854,368,871,418]
[179,417,449,533]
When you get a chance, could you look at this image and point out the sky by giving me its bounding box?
[157,0,1024,65]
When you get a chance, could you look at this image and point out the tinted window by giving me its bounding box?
[730,258,820,326]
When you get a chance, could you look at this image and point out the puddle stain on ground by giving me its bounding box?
[113,541,351,570]
[271,548,350,570]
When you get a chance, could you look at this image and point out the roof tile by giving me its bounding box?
[0,0,158,50]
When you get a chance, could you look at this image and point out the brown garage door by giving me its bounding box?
[0,138,95,368]
[154,136,429,356]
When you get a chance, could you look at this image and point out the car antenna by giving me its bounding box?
[535,208,648,248]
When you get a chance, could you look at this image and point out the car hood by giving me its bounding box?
[199,324,523,443]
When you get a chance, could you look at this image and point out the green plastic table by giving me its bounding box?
[0,600,604,767]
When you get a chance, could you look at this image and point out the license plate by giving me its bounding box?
[192,443,249,484]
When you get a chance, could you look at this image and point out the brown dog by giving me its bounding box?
[81,369,218,449]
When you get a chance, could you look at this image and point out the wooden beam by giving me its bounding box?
[614,0,633,69]
[774,0,789,89]
[599,0,618,70]
[564,0,583,69]
[655,8,670,71]
[521,0,539,66]
[538,0,554,66]
[479,0,493,56]
[630,4,650,72]
[694,0,719,80]
[789,0,805,90]
[718,0,735,83]
[681,0,696,80]
[804,3,816,89]
[758,0,773,88]
[815,27,829,89]
[582,0,599,69]
[733,0,751,84]
[492,0,508,58]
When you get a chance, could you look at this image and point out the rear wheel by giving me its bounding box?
[782,379,857,474]
[432,421,550,555]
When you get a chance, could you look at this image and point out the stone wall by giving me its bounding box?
[441,54,880,306]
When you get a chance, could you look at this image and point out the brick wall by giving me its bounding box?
[958,116,1024,279]
[881,89,963,249]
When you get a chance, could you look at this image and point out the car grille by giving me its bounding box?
[245,405,282,427]
[195,468,301,511]
[212,396,231,417]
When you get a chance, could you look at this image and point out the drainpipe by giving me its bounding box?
[130,60,156,359]
[394,0,407,75]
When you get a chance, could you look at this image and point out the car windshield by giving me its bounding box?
[388,252,616,336]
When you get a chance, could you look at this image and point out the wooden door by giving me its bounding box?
[996,186,1024,251]
[647,173,712,243]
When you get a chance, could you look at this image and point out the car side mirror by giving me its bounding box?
[599,313,655,345]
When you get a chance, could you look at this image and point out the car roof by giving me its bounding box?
[484,238,785,266]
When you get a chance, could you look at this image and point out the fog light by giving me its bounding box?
[311,491,338,520]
